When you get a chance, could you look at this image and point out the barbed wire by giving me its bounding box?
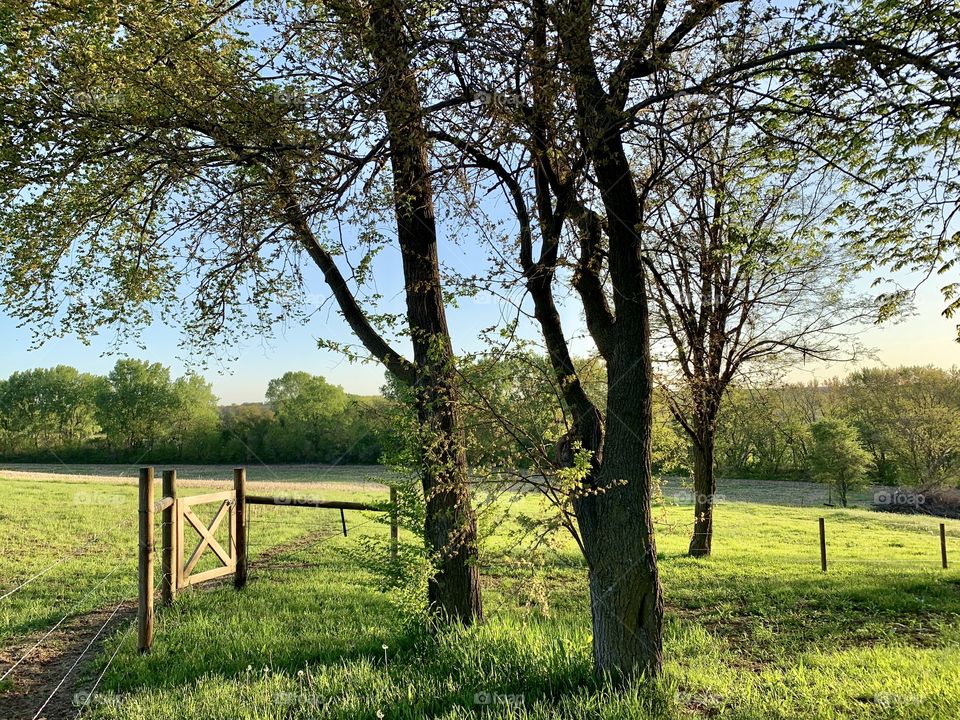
[0,515,134,602]
[29,596,131,720]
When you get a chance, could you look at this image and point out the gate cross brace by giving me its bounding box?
[183,501,233,576]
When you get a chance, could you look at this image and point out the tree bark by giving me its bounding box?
[547,6,664,677]
[575,352,664,680]
[688,430,716,557]
[367,0,482,624]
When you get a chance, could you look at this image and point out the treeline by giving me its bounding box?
[0,361,390,464]
[716,366,960,489]
[3,359,957,489]
[452,356,959,491]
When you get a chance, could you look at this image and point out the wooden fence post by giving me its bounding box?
[234,468,247,589]
[390,487,398,561]
[819,517,827,573]
[942,523,949,570]
[138,467,154,653]
[161,469,177,605]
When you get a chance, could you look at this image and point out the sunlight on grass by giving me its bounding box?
[2,476,959,719]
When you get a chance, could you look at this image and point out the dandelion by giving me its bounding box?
[382,644,389,670]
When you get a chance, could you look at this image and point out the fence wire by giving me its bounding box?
[0,558,130,683]
[29,597,131,720]
[0,514,134,602]
[74,616,137,719]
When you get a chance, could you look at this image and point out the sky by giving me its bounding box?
[0,225,592,404]
[1,234,956,405]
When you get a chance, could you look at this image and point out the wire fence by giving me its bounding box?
[30,597,131,720]
[0,515,135,602]
[0,497,380,719]
[0,484,955,719]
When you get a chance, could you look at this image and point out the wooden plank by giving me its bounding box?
[153,496,175,513]
[182,504,232,576]
[234,468,247,589]
[229,488,237,564]
[245,495,377,511]
[181,563,235,588]
[138,467,154,654]
[181,490,235,507]
[175,498,185,591]
[161,470,177,605]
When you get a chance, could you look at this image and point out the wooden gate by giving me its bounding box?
[138,466,387,654]
[175,490,237,589]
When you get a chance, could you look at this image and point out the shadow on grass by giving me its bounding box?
[101,566,415,692]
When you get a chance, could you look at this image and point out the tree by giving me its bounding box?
[265,372,349,461]
[3,0,957,682]
[95,359,177,455]
[809,419,872,507]
[0,366,99,454]
[841,367,960,489]
[219,403,276,464]
[715,385,821,480]
[0,0,482,622]
[170,374,220,460]
[427,0,957,680]
[359,0,483,622]
[644,81,871,556]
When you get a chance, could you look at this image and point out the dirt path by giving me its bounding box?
[0,525,340,720]
[0,603,135,720]
[0,469,382,497]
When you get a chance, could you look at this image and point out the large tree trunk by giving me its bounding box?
[575,353,664,681]
[368,0,482,624]
[513,0,664,679]
[688,430,716,557]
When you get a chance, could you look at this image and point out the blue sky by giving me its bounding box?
[0,225,593,403]
[2,237,956,405]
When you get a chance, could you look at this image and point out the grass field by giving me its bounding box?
[1,467,959,719]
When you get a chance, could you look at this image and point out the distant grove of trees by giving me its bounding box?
[715,366,960,491]
[1,359,957,492]
[0,361,390,464]
[454,356,960,493]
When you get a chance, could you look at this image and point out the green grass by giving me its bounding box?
[0,478,386,645]
[1,475,959,719]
